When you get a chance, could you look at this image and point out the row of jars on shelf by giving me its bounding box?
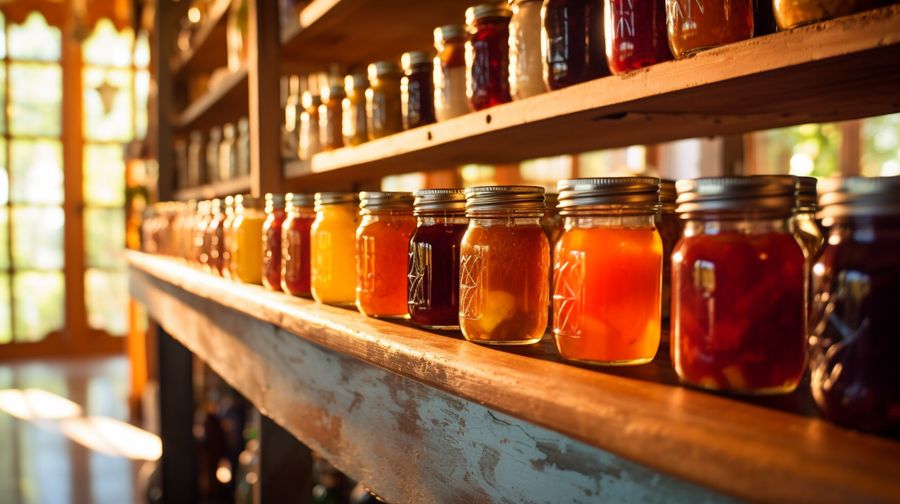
[174,118,251,189]
[142,175,900,434]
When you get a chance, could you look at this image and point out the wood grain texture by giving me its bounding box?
[128,252,900,503]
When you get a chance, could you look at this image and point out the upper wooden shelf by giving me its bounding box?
[295,6,900,185]
[174,66,248,131]
[171,0,231,77]
[173,175,251,201]
[128,251,900,504]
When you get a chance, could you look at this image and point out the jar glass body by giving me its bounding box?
[460,215,550,345]
[236,120,250,177]
[219,129,237,181]
[263,208,288,291]
[209,212,227,276]
[299,98,321,160]
[671,216,807,394]
[794,210,825,265]
[221,212,235,279]
[809,217,900,433]
[319,94,344,151]
[311,203,359,305]
[231,207,265,284]
[604,0,672,74]
[541,0,609,90]
[195,212,213,268]
[665,0,754,59]
[408,214,469,329]
[466,16,513,111]
[403,63,436,129]
[509,0,546,99]
[553,211,662,365]
[434,35,470,120]
[281,208,315,296]
[774,0,882,30]
[187,133,204,186]
[657,206,682,325]
[206,131,220,183]
[367,74,404,139]
[356,211,417,317]
[343,87,369,146]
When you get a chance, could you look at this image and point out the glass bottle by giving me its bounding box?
[466,4,514,111]
[553,177,662,365]
[810,176,900,433]
[604,0,673,74]
[657,179,681,328]
[208,198,228,276]
[188,130,205,187]
[356,192,417,318]
[408,189,469,329]
[263,194,288,292]
[509,0,547,99]
[402,51,437,129]
[460,186,549,345]
[671,176,806,394]
[774,0,883,30]
[219,123,237,182]
[366,61,404,139]
[665,0,754,58]
[281,193,316,297]
[230,195,265,285]
[299,88,322,161]
[311,192,360,305]
[236,118,250,177]
[541,0,610,90]
[343,74,369,146]
[434,24,471,121]
[319,84,345,151]
[794,176,824,269]
[206,127,221,184]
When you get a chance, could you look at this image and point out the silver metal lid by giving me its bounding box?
[557,177,660,212]
[359,191,414,213]
[345,73,368,92]
[660,179,677,205]
[402,51,433,71]
[413,188,467,214]
[265,193,286,211]
[286,193,316,209]
[676,176,796,218]
[211,198,222,212]
[818,176,900,218]
[466,3,512,25]
[434,24,466,43]
[796,176,817,210]
[368,60,402,79]
[465,185,545,214]
[315,192,359,208]
[321,84,346,101]
[235,194,262,209]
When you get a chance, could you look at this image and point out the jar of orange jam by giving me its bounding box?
[230,195,265,285]
[356,192,417,318]
[665,0,754,58]
[311,192,360,306]
[553,178,663,365]
[460,186,549,345]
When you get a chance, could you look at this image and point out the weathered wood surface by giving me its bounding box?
[128,252,900,503]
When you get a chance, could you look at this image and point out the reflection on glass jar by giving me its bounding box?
[207,198,228,276]
[281,193,316,297]
[262,193,287,292]
[509,0,546,99]
[466,4,514,110]
[402,51,436,129]
[367,61,404,139]
[311,192,359,305]
[343,74,369,146]
[604,0,672,74]
[299,89,321,160]
[774,0,884,30]
[657,179,681,328]
[665,0,754,58]
[541,0,609,89]
[231,195,265,285]
[793,176,824,272]
[434,24,470,121]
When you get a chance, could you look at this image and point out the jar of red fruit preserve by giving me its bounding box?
[281,193,316,297]
[541,0,609,89]
[665,0,754,58]
[671,176,806,394]
[408,189,469,329]
[262,193,287,291]
[810,177,900,433]
[466,3,514,110]
[604,0,672,74]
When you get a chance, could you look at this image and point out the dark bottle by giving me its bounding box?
[401,50,436,129]
[466,3,514,110]
[754,0,777,35]
[541,0,610,89]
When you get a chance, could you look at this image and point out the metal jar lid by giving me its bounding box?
[368,60,402,79]
[818,176,900,219]
[265,193,286,211]
[321,84,346,101]
[359,191,414,213]
[345,73,368,91]
[465,185,545,215]
[795,176,818,210]
[675,176,796,218]
[413,188,467,214]
[557,177,660,213]
[659,179,676,204]
[286,193,316,210]
[434,24,466,44]
[544,192,559,215]
[235,194,262,210]
[402,51,433,71]
[314,192,359,210]
[466,3,512,25]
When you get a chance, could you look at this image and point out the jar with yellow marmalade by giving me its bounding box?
[310,192,360,306]
[774,0,884,30]
[230,195,265,285]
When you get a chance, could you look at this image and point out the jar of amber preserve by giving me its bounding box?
[657,179,681,326]
[466,4,514,111]
[541,0,609,89]
[367,60,404,139]
[665,0,754,59]
[604,0,672,74]
[553,178,662,365]
[434,24,470,121]
[810,177,900,433]
[319,84,345,151]
[672,176,806,394]
[460,186,549,345]
[401,51,436,129]
[356,192,417,318]
[262,193,287,291]
[231,195,265,285]
[408,189,469,329]
[343,74,369,146]
[794,176,824,266]
[281,193,316,297]
[774,0,883,30]
[311,192,359,305]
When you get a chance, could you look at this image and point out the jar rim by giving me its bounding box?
[818,176,900,218]
[465,185,545,214]
[676,176,796,217]
[558,177,660,209]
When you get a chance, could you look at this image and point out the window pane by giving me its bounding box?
[135,70,151,140]
[757,124,841,178]
[12,206,64,270]
[83,67,133,142]
[11,139,63,205]
[13,271,64,342]
[0,12,6,59]
[862,113,900,177]
[8,12,60,61]
[85,207,125,269]
[83,19,134,67]
[85,269,128,336]
[0,275,9,344]
[134,30,150,68]
[0,65,6,135]
[0,208,8,271]
[9,63,62,137]
[84,144,125,206]
[0,138,7,204]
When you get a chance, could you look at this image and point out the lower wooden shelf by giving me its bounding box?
[128,251,900,503]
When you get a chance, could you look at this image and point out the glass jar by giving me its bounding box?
[671,177,806,394]
[356,192,417,318]
[236,118,250,177]
[226,0,249,71]
[466,4,514,111]
[219,123,238,181]
[343,74,369,146]
[408,189,469,329]
[401,51,436,129]
[604,0,673,74]
[434,24,471,121]
[220,196,235,278]
[208,198,228,276]
[283,75,302,161]
[541,0,609,90]
[774,0,883,30]
[299,90,321,160]
[182,200,198,262]
[311,192,360,305]
[541,192,563,247]
[206,127,221,183]
[366,61,404,139]
[195,200,213,268]
[509,0,546,100]
[794,176,824,268]
[810,177,900,433]
[188,131,205,187]
[263,194,288,291]
[281,193,316,297]
[175,139,189,189]
[657,179,681,326]
[665,0,754,58]
[319,84,345,151]
[553,178,662,365]
[231,195,265,285]
[460,186,550,345]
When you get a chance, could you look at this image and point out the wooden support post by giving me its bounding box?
[158,325,197,503]
[248,0,283,196]
[257,415,314,504]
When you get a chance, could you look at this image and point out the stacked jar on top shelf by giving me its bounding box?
[174,118,250,190]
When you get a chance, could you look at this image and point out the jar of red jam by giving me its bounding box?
[408,189,469,329]
[281,193,316,297]
[553,177,662,365]
[466,3,514,111]
[604,0,672,74]
[263,193,288,291]
[401,51,436,129]
[671,176,806,394]
[434,24,470,121]
[794,176,824,266]
[657,179,681,327]
[665,0,754,59]
[356,192,417,318]
[810,177,900,433]
[774,0,884,30]
[541,0,609,89]
[460,186,549,345]
[367,60,404,139]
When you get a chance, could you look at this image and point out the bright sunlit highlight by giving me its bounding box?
[0,389,83,420]
[59,416,162,461]
[789,152,815,176]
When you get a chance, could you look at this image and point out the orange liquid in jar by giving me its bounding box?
[356,215,417,317]
[553,226,662,364]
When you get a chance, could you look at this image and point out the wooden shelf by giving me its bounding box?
[128,251,900,504]
[171,0,231,77]
[174,66,248,131]
[173,176,251,201]
[293,6,900,185]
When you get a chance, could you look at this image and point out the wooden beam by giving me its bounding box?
[157,326,197,503]
[247,0,282,197]
[258,415,314,503]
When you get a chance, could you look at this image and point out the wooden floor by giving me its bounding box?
[0,356,145,504]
